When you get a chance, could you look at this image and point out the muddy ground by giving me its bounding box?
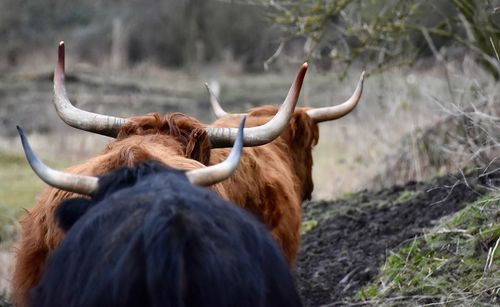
[295,166,500,306]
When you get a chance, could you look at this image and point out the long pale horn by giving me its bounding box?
[306,71,365,123]
[54,41,128,137]
[17,126,99,195]
[206,63,308,148]
[186,116,246,186]
[205,81,246,118]
[205,81,228,118]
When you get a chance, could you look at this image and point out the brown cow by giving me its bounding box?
[11,42,307,306]
[205,71,364,264]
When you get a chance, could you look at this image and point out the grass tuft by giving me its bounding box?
[301,219,318,235]
[356,194,500,305]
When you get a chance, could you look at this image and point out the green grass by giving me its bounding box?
[395,190,415,203]
[0,150,44,211]
[301,219,318,235]
[0,149,71,244]
[0,149,45,243]
[356,194,500,306]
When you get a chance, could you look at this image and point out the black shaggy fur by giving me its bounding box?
[29,162,302,307]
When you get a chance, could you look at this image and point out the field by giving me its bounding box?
[0,57,499,305]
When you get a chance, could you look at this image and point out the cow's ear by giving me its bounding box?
[290,112,319,149]
[186,127,211,165]
[55,198,94,232]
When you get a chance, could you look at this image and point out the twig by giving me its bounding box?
[263,41,284,71]
[490,37,500,62]
[486,237,500,271]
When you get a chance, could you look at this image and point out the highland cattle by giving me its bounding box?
[205,70,364,264]
[17,123,302,307]
[11,42,307,306]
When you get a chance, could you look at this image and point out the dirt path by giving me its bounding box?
[295,167,500,306]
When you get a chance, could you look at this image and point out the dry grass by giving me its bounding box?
[310,58,499,198]
[1,56,498,201]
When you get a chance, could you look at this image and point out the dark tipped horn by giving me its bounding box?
[17,126,99,195]
[53,41,128,137]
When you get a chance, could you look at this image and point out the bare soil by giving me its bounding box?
[295,166,500,306]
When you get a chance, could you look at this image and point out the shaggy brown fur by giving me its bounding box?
[13,107,320,306]
[12,113,230,307]
[209,106,319,265]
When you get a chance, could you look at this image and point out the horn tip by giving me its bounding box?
[294,62,308,84]
[301,62,309,73]
[16,126,29,155]
[358,71,365,89]
[239,115,247,130]
[299,62,308,78]
[16,125,24,137]
[58,41,65,55]
[236,115,246,144]
[233,115,246,156]
[57,41,65,72]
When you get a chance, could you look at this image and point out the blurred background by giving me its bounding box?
[0,0,499,302]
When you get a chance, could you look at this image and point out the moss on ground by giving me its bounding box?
[356,195,500,306]
[300,219,318,235]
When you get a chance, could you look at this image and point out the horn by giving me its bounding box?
[205,81,246,118]
[205,81,228,118]
[186,116,246,186]
[206,63,308,148]
[306,71,365,123]
[17,126,99,195]
[53,41,128,137]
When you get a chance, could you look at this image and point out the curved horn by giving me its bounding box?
[17,126,99,195]
[205,81,229,118]
[54,41,128,137]
[306,71,364,123]
[186,116,246,186]
[206,63,308,148]
[205,81,246,118]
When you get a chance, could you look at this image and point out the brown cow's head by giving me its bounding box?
[11,43,310,307]
[206,71,364,200]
